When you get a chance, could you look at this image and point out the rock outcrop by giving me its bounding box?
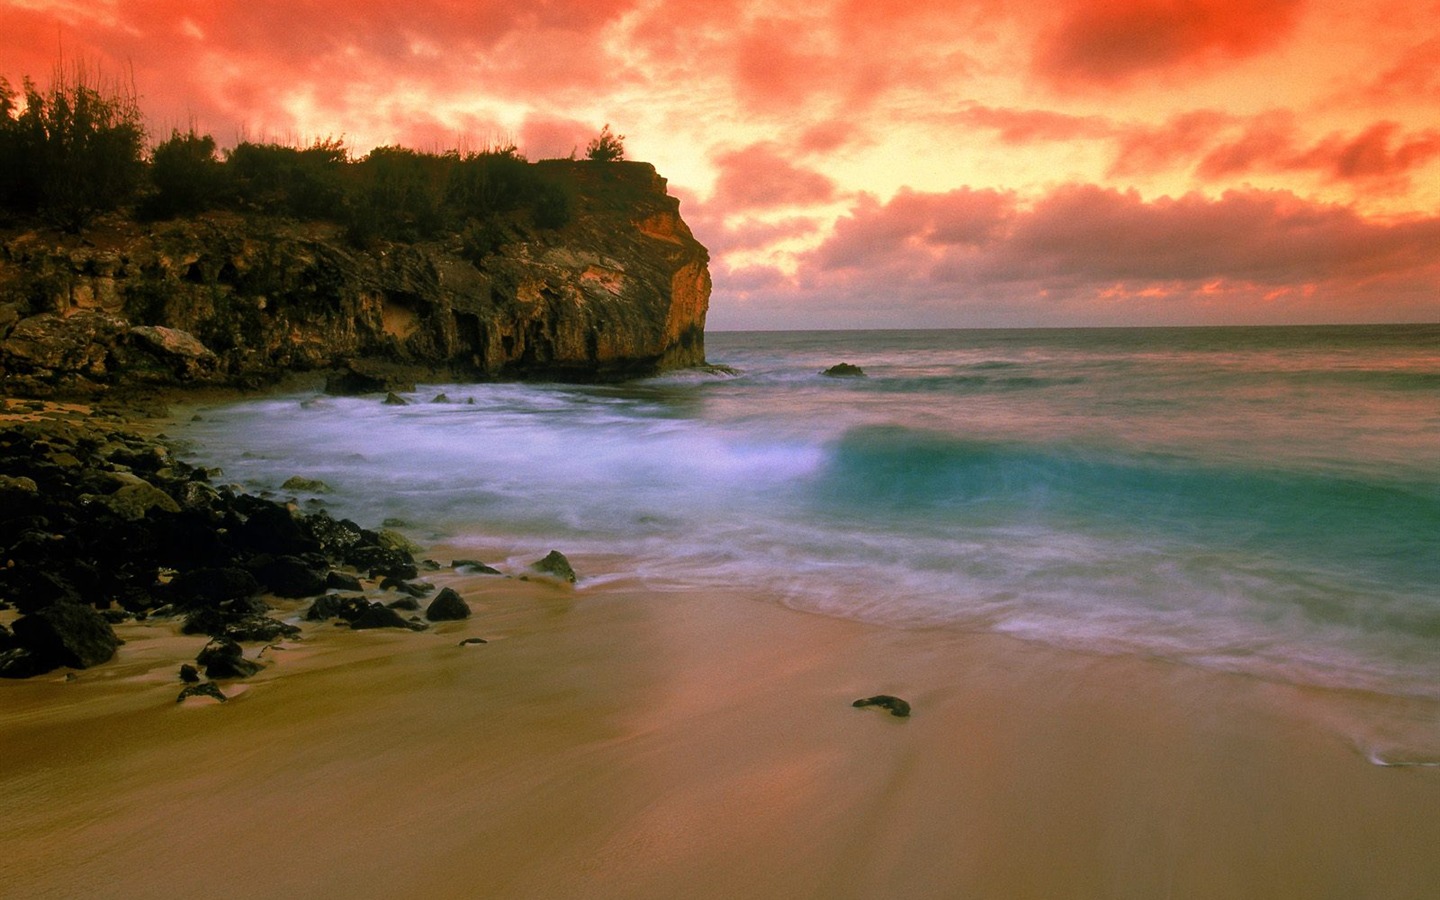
[0,161,710,395]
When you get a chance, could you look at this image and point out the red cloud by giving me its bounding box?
[710,143,839,211]
[1108,110,1234,176]
[817,188,1015,271]
[774,184,1440,327]
[1034,0,1304,88]
[0,0,641,149]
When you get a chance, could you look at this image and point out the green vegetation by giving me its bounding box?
[585,124,625,162]
[0,66,579,244]
[0,68,146,231]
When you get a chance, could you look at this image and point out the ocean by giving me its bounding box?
[175,325,1440,704]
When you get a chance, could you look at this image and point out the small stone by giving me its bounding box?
[821,363,866,377]
[386,597,421,611]
[452,559,502,575]
[383,392,408,406]
[458,637,488,646]
[177,681,227,703]
[179,663,200,683]
[852,695,911,718]
[431,393,450,403]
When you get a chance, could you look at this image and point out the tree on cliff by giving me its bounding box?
[585,125,626,162]
[0,66,146,230]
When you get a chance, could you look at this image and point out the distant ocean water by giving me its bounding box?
[177,325,1440,703]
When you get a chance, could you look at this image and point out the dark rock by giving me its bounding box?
[12,602,121,670]
[386,597,420,611]
[304,512,366,556]
[822,363,866,377]
[179,663,200,683]
[383,392,409,406]
[177,681,227,703]
[529,550,577,583]
[425,587,471,621]
[0,647,49,679]
[380,577,433,597]
[306,593,353,621]
[196,638,263,679]
[324,361,415,396]
[234,504,321,556]
[168,567,261,609]
[852,695,911,718]
[458,637,488,646]
[253,555,328,598]
[344,600,427,631]
[217,615,300,642]
[345,544,417,581]
[452,559,502,575]
[281,475,331,493]
[431,393,450,403]
[95,480,181,520]
[325,571,363,591]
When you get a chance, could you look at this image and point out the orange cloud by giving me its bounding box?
[1034,0,1305,88]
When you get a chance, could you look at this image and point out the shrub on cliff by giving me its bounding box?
[585,124,625,162]
[0,67,146,230]
[144,128,226,218]
[346,145,451,244]
[225,138,349,219]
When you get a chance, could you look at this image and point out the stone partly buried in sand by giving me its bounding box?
[822,363,866,377]
[0,401,431,679]
[853,695,912,718]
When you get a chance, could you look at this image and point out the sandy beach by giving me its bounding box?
[4,549,1439,900]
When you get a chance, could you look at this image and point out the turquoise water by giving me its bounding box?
[178,325,1440,701]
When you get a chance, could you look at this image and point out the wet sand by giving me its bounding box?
[3,560,1440,899]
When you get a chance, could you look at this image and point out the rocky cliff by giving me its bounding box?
[0,161,710,395]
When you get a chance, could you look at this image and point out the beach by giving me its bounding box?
[4,556,1440,899]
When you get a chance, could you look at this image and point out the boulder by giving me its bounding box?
[11,602,122,670]
[252,555,328,598]
[281,476,332,493]
[344,600,427,631]
[822,363,866,377]
[95,480,181,520]
[529,550,577,583]
[168,567,261,608]
[425,587,471,621]
[325,571,363,591]
[386,597,421,611]
[1,312,129,378]
[128,325,218,379]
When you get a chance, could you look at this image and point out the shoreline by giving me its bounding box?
[4,562,1440,898]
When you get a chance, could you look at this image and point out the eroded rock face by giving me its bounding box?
[0,161,710,394]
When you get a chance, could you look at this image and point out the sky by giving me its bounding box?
[3,0,1438,329]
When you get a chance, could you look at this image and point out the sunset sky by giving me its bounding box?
[3,0,1438,328]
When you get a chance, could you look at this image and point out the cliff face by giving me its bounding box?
[0,161,710,395]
